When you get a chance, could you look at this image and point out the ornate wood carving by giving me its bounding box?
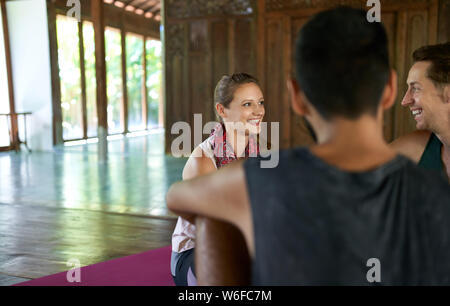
[166,23,185,58]
[166,0,256,18]
[189,20,208,52]
[265,0,431,11]
[164,0,444,151]
[438,0,450,43]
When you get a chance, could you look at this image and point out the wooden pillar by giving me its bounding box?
[142,36,148,130]
[91,0,108,161]
[160,0,166,133]
[438,0,450,43]
[46,0,63,146]
[78,21,88,139]
[282,16,291,148]
[227,19,235,74]
[256,0,265,92]
[120,27,128,134]
[1,0,19,150]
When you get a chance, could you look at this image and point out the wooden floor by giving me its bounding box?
[0,131,184,285]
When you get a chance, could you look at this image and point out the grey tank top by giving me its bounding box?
[243,147,450,285]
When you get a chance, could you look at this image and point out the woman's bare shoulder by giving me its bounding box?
[182,146,216,180]
[390,130,431,163]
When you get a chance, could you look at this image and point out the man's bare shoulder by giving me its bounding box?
[182,146,216,180]
[390,130,432,163]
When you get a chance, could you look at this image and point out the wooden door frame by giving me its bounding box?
[1,0,19,151]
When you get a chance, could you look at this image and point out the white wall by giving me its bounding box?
[0,8,11,147]
[0,8,9,113]
[7,0,53,151]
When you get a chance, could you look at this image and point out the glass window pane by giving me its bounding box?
[145,39,162,128]
[105,27,123,134]
[83,21,97,138]
[126,33,144,132]
[0,8,10,147]
[56,15,83,140]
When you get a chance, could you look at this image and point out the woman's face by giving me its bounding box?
[218,82,265,135]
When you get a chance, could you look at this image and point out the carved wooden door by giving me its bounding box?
[164,0,444,152]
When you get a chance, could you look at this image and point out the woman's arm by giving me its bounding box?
[167,161,254,257]
[182,146,216,180]
[176,146,216,223]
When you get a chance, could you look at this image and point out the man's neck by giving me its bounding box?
[435,127,450,151]
[310,115,396,171]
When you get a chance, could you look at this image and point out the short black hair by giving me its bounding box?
[295,7,390,120]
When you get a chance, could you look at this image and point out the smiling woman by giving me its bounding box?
[170,72,265,286]
[214,74,265,157]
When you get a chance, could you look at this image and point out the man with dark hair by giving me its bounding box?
[391,43,450,180]
[167,7,450,285]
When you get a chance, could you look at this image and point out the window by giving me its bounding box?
[126,33,145,132]
[83,21,97,138]
[146,39,162,128]
[55,14,162,142]
[57,15,83,140]
[105,27,123,134]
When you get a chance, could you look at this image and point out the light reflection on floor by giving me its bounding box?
[0,131,187,218]
[0,130,187,284]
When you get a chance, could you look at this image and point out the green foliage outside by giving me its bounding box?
[57,15,83,140]
[105,28,123,134]
[56,16,162,140]
[146,39,162,128]
[126,34,144,131]
[83,21,97,137]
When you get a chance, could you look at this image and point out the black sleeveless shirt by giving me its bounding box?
[243,147,450,285]
[418,133,445,176]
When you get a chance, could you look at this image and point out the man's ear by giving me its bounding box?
[381,69,398,110]
[215,103,226,119]
[287,78,308,116]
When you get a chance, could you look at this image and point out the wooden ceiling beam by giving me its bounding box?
[109,0,160,18]
[145,2,160,13]
[127,0,148,9]
[141,0,159,11]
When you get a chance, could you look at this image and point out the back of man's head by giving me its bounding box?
[295,7,390,120]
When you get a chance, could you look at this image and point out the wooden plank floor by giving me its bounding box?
[0,131,183,285]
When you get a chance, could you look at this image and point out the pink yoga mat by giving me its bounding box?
[15,246,175,286]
